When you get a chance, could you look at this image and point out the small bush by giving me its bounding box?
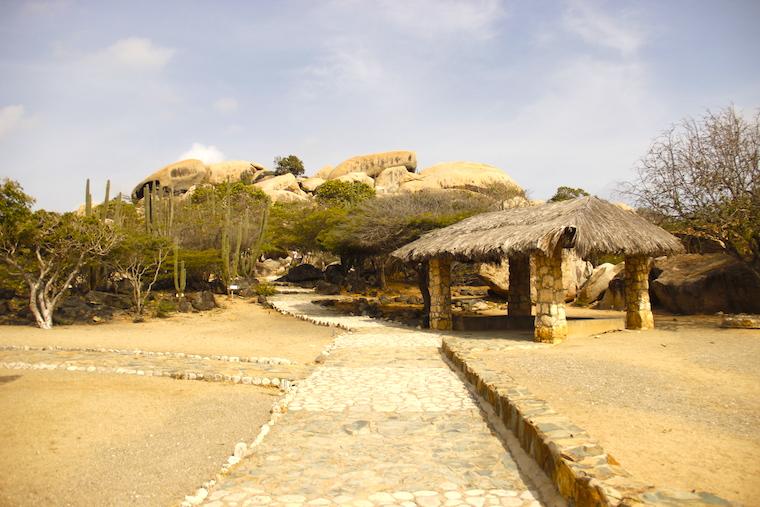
[254,282,276,297]
[153,298,177,318]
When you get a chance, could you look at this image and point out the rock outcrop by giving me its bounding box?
[651,254,760,314]
[254,173,301,194]
[375,166,420,194]
[328,151,417,179]
[300,177,325,193]
[562,250,594,302]
[576,262,624,305]
[335,172,375,187]
[399,161,522,196]
[131,159,267,200]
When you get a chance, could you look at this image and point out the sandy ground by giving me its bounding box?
[475,314,760,505]
[0,298,337,506]
[0,369,277,506]
[0,298,337,363]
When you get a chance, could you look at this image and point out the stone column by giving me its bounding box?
[624,255,654,330]
[533,250,567,343]
[508,254,532,317]
[428,257,452,331]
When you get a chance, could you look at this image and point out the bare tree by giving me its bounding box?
[622,106,760,276]
[0,183,120,329]
[110,234,170,318]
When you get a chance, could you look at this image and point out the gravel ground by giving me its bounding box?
[0,369,277,506]
[466,315,760,505]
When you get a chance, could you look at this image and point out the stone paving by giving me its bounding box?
[201,292,547,507]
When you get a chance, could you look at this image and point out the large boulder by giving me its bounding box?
[596,272,626,310]
[576,262,624,305]
[375,166,421,194]
[279,263,324,283]
[328,151,417,179]
[254,173,301,193]
[188,290,216,311]
[399,161,522,196]
[207,160,266,184]
[335,172,375,187]
[314,165,334,179]
[270,189,311,204]
[300,177,325,193]
[477,260,509,297]
[132,159,208,200]
[132,159,268,200]
[562,250,594,302]
[651,253,760,314]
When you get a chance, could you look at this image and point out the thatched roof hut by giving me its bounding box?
[392,196,684,263]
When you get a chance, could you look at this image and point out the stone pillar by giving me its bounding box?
[428,257,452,330]
[508,254,532,317]
[533,250,567,343]
[624,255,654,330]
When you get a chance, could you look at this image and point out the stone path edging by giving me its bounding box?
[0,344,295,365]
[441,339,733,507]
[0,359,293,390]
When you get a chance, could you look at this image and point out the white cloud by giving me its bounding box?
[179,143,225,164]
[0,105,26,139]
[301,42,387,98]
[563,0,644,55]
[379,0,508,40]
[89,38,175,71]
[213,97,239,113]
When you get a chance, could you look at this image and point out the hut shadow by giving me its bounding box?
[0,375,22,386]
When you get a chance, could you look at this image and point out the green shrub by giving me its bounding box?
[254,282,276,297]
[315,180,375,208]
[153,298,177,318]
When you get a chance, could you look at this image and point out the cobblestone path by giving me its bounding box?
[203,293,545,507]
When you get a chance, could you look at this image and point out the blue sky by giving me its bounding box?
[1,0,758,210]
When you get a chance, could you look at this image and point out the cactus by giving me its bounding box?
[85,179,92,217]
[113,192,123,227]
[101,179,110,221]
[143,184,152,233]
[247,205,269,276]
[232,219,243,279]
[173,242,186,297]
[220,200,232,293]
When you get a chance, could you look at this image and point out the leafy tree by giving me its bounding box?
[314,180,375,208]
[623,106,760,277]
[549,186,589,202]
[0,180,120,328]
[273,155,305,177]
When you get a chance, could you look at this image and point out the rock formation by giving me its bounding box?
[650,253,760,314]
[398,161,522,196]
[131,159,266,200]
[327,151,417,179]
[576,262,624,305]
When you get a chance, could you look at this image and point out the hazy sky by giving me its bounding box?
[1,0,758,210]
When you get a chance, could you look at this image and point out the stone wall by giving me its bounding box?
[428,257,452,331]
[624,255,654,330]
[507,255,532,317]
[533,251,567,343]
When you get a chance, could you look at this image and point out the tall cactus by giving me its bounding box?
[143,184,152,233]
[173,241,186,298]
[220,203,232,292]
[85,179,92,217]
[113,192,123,227]
[232,219,243,279]
[101,179,110,221]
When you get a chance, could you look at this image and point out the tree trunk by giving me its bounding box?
[415,261,431,328]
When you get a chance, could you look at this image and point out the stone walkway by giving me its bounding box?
[202,292,546,507]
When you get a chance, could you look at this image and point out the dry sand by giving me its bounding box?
[0,298,337,506]
[480,315,760,505]
[0,298,337,362]
[0,370,277,506]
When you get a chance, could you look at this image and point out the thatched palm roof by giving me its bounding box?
[391,196,684,262]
